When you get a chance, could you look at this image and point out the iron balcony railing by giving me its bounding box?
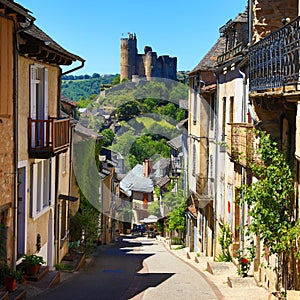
[28,117,70,158]
[249,16,300,91]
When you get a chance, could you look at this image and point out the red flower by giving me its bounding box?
[241,257,249,264]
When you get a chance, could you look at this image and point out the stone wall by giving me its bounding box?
[252,0,298,43]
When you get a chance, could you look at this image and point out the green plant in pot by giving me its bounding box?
[0,263,23,292]
[22,254,45,276]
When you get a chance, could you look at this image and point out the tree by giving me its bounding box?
[112,74,120,85]
[101,129,115,147]
[241,129,299,291]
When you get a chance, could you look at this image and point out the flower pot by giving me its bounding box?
[4,276,17,292]
[26,264,41,276]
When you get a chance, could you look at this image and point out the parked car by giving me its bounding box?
[130,225,146,236]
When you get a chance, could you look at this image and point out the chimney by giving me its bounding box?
[143,159,151,177]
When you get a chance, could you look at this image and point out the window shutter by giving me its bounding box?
[50,157,55,206]
[30,65,37,119]
[30,163,38,217]
[44,68,48,120]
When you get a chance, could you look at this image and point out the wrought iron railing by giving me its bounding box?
[249,16,300,91]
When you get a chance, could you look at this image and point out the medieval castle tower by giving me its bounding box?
[120,33,177,81]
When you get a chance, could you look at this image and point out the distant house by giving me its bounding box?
[120,161,154,225]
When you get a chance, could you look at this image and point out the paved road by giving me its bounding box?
[30,236,219,300]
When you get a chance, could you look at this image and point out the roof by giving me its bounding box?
[0,0,35,21]
[189,37,226,74]
[167,135,182,150]
[120,164,153,195]
[19,22,84,65]
[74,123,102,139]
[152,158,170,179]
[156,175,171,188]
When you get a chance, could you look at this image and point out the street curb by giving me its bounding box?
[161,241,225,300]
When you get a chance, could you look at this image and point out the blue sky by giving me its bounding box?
[18,0,248,75]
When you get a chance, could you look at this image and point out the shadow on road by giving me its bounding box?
[118,236,175,299]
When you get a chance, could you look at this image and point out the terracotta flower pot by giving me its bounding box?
[4,276,17,292]
[26,264,41,276]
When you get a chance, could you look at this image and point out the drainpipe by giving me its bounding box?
[238,68,247,255]
[12,18,35,270]
[54,58,85,265]
[213,72,219,258]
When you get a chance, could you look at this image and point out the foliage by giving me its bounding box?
[112,74,120,85]
[22,254,45,266]
[148,201,161,216]
[102,129,115,147]
[216,223,232,262]
[241,130,295,256]
[171,237,183,245]
[240,129,298,290]
[0,264,23,283]
[167,201,186,232]
[69,190,100,254]
[61,74,118,101]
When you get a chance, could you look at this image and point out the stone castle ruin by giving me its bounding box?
[120,33,177,81]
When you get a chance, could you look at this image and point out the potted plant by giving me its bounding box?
[22,254,45,276]
[0,263,23,292]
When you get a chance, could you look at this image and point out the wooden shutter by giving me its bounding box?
[0,18,13,117]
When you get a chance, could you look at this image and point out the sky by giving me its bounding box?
[17,0,248,76]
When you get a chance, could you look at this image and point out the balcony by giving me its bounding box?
[217,42,243,64]
[195,175,214,203]
[227,123,254,167]
[28,117,70,159]
[249,16,300,92]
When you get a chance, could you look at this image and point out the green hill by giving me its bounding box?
[61,74,117,101]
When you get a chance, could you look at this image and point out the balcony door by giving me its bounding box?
[30,65,48,147]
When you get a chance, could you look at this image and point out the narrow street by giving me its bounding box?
[30,236,219,300]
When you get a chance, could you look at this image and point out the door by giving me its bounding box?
[17,167,26,259]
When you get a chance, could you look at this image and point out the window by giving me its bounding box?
[229,96,234,123]
[30,65,48,147]
[61,153,67,175]
[30,158,54,218]
[193,78,198,125]
[222,97,226,142]
[60,201,67,243]
[192,142,196,176]
[210,93,215,130]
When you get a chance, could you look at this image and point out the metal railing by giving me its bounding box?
[249,16,300,91]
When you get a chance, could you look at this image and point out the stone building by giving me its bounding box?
[120,33,177,81]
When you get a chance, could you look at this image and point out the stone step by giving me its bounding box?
[227,275,258,288]
[7,287,26,300]
[25,266,49,282]
[20,270,60,299]
[207,261,236,275]
[0,291,8,300]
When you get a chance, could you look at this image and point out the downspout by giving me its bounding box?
[13,18,35,270]
[238,68,247,255]
[213,72,219,258]
[55,58,85,265]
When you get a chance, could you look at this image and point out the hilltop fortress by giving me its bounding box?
[120,33,177,81]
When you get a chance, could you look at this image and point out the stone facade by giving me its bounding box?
[120,33,177,81]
